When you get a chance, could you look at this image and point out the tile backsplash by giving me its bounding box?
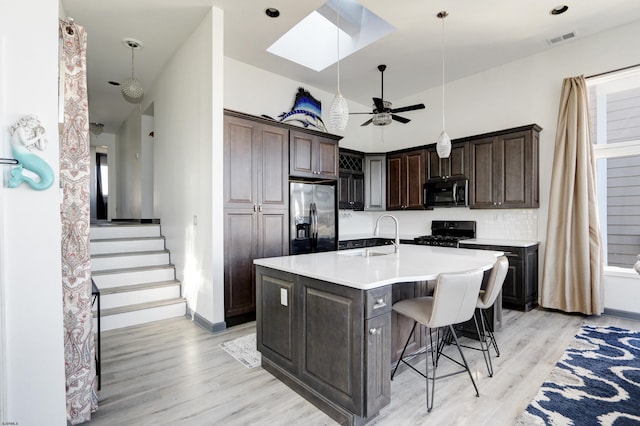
[339,209,538,241]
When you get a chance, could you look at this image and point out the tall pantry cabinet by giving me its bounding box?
[223,113,289,325]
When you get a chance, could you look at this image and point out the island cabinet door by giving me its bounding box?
[298,279,365,416]
[365,312,391,417]
[255,267,296,373]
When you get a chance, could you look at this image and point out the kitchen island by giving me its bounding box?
[254,245,501,426]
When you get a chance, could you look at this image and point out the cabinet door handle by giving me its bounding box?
[258,204,263,212]
[253,204,258,212]
[369,328,381,335]
[373,299,387,310]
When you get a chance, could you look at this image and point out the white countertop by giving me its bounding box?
[460,238,539,248]
[254,244,502,290]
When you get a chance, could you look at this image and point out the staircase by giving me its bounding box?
[90,222,186,331]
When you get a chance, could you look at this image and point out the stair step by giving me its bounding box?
[92,264,176,289]
[90,223,161,240]
[91,250,171,272]
[96,298,186,331]
[90,237,166,255]
[98,280,181,310]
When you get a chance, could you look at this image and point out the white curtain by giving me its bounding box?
[541,76,604,315]
[59,20,98,423]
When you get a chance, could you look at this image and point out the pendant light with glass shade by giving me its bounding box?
[328,0,349,132]
[121,39,144,104]
[436,11,451,158]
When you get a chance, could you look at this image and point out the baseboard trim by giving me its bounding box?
[185,307,226,334]
[603,308,640,321]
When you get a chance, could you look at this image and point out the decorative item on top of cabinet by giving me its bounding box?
[459,241,539,312]
[338,149,365,210]
[386,148,427,210]
[468,124,541,209]
[426,141,468,179]
[223,112,289,325]
[364,154,386,211]
[290,130,340,180]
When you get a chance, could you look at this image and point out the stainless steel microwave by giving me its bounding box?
[423,177,469,208]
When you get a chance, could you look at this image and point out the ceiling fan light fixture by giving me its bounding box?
[372,112,392,126]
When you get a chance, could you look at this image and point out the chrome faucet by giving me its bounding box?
[374,214,400,253]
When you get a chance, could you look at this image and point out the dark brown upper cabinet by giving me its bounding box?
[468,124,541,209]
[426,142,469,179]
[338,149,365,210]
[290,130,339,180]
[386,149,427,210]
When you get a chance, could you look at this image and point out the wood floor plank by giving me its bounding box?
[87,309,640,425]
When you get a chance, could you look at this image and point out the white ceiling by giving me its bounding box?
[61,0,640,133]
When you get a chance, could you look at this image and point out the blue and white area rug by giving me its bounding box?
[220,333,261,369]
[518,325,640,425]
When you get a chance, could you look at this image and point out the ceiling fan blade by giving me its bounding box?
[390,103,425,113]
[372,97,385,112]
[391,114,411,124]
[349,112,374,115]
[361,118,374,126]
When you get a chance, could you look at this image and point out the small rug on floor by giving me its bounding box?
[517,324,640,425]
[220,333,260,369]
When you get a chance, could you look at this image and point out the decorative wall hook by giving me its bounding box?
[7,115,54,190]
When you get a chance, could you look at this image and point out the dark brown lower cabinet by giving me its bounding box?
[459,242,539,311]
[256,266,391,425]
[391,281,433,363]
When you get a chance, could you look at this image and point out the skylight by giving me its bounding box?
[267,0,395,72]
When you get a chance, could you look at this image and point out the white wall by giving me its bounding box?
[141,113,154,219]
[149,7,223,325]
[0,0,67,424]
[116,108,142,218]
[224,21,640,314]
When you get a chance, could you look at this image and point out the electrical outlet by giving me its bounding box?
[280,288,288,306]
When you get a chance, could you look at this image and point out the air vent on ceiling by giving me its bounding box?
[547,31,577,45]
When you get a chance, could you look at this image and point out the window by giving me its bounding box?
[587,67,640,269]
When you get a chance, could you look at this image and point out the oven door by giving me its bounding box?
[423,177,468,207]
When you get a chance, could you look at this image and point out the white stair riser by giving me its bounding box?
[90,238,165,255]
[93,268,175,289]
[90,225,160,240]
[91,252,170,272]
[98,302,186,331]
[100,286,181,310]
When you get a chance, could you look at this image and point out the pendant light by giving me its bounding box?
[436,11,451,158]
[328,0,349,132]
[121,39,144,104]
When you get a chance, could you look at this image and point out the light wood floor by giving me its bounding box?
[87,308,640,425]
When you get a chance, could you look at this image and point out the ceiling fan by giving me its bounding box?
[350,64,426,126]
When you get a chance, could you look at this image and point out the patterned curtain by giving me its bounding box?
[59,20,98,423]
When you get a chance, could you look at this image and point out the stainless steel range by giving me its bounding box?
[414,220,476,248]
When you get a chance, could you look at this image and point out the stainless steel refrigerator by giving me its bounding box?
[290,181,337,254]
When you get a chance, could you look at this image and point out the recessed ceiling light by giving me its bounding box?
[550,5,569,15]
[265,8,280,18]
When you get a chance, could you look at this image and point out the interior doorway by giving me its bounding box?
[96,150,108,220]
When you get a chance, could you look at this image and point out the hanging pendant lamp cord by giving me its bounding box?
[441,15,446,131]
[131,46,135,78]
[336,0,341,93]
